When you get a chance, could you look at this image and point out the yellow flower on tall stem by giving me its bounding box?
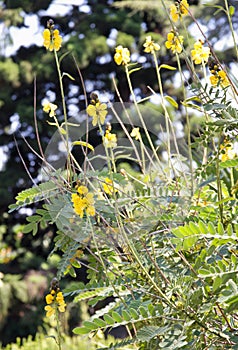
[43,101,58,117]
[44,280,66,318]
[114,45,131,65]
[103,130,117,148]
[86,102,108,126]
[210,70,230,88]
[43,27,62,52]
[165,31,184,54]
[86,92,108,126]
[170,0,189,22]
[143,36,160,54]
[191,40,210,64]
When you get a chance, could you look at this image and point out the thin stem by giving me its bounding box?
[56,311,62,350]
[176,53,194,194]
[54,49,72,182]
[216,132,224,223]
[125,65,165,174]
[153,51,171,173]
[223,0,238,61]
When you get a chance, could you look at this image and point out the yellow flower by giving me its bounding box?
[130,127,141,140]
[143,36,160,54]
[170,0,189,22]
[86,102,107,126]
[45,293,54,304]
[220,141,236,162]
[102,177,118,195]
[44,305,55,318]
[170,4,179,22]
[77,185,88,195]
[218,70,230,87]
[43,28,62,52]
[210,70,230,88]
[210,75,218,86]
[103,130,117,148]
[180,0,189,15]
[56,292,67,312]
[43,101,58,117]
[191,40,210,64]
[165,32,183,54]
[58,303,66,313]
[114,45,131,65]
[72,186,95,218]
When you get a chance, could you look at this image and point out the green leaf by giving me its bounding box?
[128,66,142,75]
[72,141,94,152]
[122,310,131,321]
[212,276,222,292]
[165,96,178,109]
[22,223,35,234]
[159,64,176,71]
[129,308,139,319]
[103,314,115,325]
[139,306,148,318]
[208,222,216,234]
[83,321,98,330]
[111,311,123,323]
[92,318,107,327]
[137,326,163,342]
[198,220,207,234]
[62,72,75,80]
[217,221,225,235]
[198,268,211,276]
[220,158,238,168]
[73,327,90,335]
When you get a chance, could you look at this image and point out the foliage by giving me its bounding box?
[0,332,114,350]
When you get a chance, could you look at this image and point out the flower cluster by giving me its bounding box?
[210,70,230,88]
[114,45,131,65]
[43,101,58,117]
[131,127,141,141]
[143,36,160,54]
[71,185,95,218]
[86,93,108,126]
[170,0,189,22]
[209,61,230,87]
[191,40,210,65]
[220,140,236,162]
[103,130,117,148]
[43,20,62,52]
[165,31,184,54]
[103,177,118,195]
[44,279,66,318]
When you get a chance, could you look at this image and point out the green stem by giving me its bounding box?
[176,53,194,195]
[54,49,72,183]
[116,214,174,308]
[216,133,224,223]
[55,310,62,350]
[88,218,134,339]
[125,65,165,175]
[224,0,238,60]
[153,51,171,173]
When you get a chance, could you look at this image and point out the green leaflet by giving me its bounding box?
[8,180,60,212]
[73,303,162,335]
